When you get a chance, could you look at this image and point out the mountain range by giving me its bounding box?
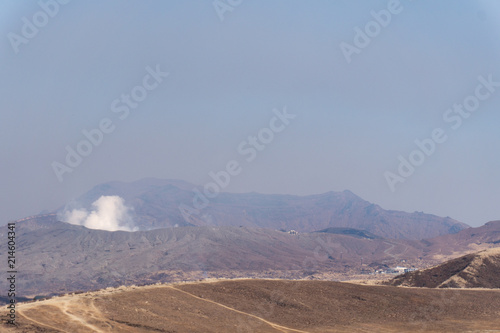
[1,214,499,299]
[2,178,497,301]
[61,178,468,240]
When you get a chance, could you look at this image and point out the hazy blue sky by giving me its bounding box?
[1,0,499,227]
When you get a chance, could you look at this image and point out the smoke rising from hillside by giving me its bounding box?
[61,195,137,231]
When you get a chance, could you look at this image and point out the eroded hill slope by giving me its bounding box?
[2,279,500,333]
[388,247,500,288]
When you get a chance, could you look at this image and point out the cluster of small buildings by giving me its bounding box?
[373,266,417,275]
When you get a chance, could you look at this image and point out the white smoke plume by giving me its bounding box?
[61,195,137,232]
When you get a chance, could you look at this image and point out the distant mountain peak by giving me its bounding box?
[54,178,468,240]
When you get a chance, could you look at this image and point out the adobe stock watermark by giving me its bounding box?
[7,0,72,54]
[51,65,169,182]
[213,0,242,22]
[340,0,409,64]
[178,107,296,224]
[385,74,500,192]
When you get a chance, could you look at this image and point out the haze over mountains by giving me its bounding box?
[2,178,500,333]
[3,178,498,305]
[58,178,468,240]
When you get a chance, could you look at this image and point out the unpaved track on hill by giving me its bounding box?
[15,296,111,332]
[168,285,310,333]
[3,279,500,332]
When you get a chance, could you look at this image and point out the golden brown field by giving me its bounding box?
[2,279,500,332]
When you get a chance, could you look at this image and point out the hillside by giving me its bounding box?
[3,279,500,332]
[421,220,500,259]
[0,215,421,299]
[2,215,500,300]
[387,247,500,288]
[316,227,380,239]
[60,178,468,240]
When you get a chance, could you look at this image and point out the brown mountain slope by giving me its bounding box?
[2,216,500,300]
[421,220,500,257]
[387,247,500,288]
[0,215,423,299]
[3,279,500,333]
[62,178,468,240]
